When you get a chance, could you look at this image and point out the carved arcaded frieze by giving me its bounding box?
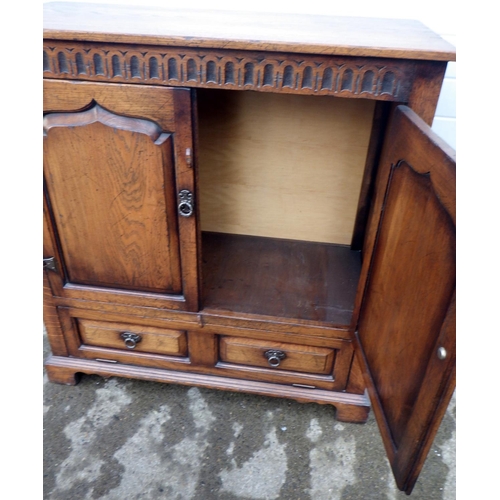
[43,41,413,100]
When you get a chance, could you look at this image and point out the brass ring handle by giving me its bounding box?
[120,332,142,349]
[264,349,286,368]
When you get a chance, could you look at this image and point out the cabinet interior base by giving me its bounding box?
[202,232,361,325]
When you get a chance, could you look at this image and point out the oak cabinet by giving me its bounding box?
[43,3,455,493]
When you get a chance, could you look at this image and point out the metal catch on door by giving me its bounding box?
[43,257,57,272]
[178,189,194,217]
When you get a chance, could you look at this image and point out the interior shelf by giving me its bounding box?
[201,232,361,325]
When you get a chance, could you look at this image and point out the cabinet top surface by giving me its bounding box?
[44,2,456,61]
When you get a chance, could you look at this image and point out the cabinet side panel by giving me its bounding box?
[407,61,447,125]
[43,193,68,356]
[43,274,69,356]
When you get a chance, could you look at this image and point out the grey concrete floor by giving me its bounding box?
[43,331,455,500]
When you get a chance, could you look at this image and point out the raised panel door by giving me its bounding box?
[43,81,199,311]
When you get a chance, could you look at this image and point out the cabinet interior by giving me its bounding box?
[197,89,376,325]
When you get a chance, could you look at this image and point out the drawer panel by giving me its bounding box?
[78,318,187,357]
[219,337,334,375]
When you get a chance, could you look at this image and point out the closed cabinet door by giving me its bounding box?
[43,80,199,311]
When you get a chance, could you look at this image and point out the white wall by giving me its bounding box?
[42,0,456,149]
[432,44,456,149]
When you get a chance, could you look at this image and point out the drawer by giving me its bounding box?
[219,337,334,375]
[78,318,188,357]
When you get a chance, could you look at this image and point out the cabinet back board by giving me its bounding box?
[197,89,375,244]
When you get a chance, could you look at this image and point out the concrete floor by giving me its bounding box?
[43,332,455,500]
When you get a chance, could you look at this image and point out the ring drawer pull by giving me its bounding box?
[264,349,286,368]
[120,332,142,349]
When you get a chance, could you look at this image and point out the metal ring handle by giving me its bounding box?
[264,349,286,368]
[267,355,281,367]
[124,338,137,349]
[178,201,193,217]
[178,190,194,217]
[120,332,142,349]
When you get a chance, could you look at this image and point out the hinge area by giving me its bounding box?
[43,257,57,272]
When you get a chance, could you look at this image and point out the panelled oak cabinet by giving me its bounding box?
[43,3,456,494]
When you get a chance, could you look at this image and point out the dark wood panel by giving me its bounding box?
[359,162,455,445]
[202,232,361,325]
[407,61,448,125]
[44,105,182,293]
[354,105,455,493]
[350,101,391,249]
[43,40,419,102]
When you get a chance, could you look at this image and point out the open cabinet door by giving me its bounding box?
[354,106,455,494]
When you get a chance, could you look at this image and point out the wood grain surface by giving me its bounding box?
[78,318,188,357]
[43,40,420,102]
[202,232,361,325]
[220,336,335,375]
[197,89,374,244]
[43,80,200,310]
[43,80,178,131]
[44,109,182,293]
[354,105,455,493]
[44,2,456,61]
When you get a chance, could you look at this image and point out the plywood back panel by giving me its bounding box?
[197,89,375,244]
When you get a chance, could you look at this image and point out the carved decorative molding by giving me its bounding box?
[43,102,170,145]
[43,41,413,101]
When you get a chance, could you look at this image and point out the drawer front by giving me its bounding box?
[219,337,334,375]
[78,318,188,357]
